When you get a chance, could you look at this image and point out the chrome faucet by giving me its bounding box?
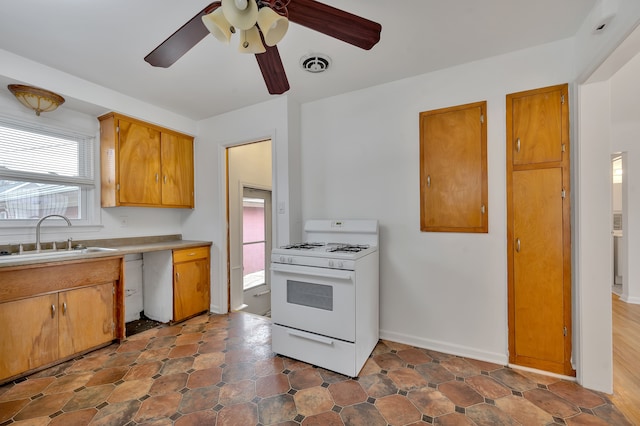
[36,214,72,252]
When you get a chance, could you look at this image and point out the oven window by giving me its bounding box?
[286,280,333,311]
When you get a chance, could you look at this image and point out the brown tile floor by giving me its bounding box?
[0,312,633,425]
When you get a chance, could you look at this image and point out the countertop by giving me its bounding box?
[0,235,212,269]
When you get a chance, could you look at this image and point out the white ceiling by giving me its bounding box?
[0,0,598,121]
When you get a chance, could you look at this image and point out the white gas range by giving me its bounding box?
[270,219,379,377]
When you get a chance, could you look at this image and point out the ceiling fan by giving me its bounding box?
[144,0,382,95]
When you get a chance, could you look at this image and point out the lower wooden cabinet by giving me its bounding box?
[173,246,210,322]
[0,294,59,380]
[142,245,211,324]
[0,258,122,383]
[59,283,115,358]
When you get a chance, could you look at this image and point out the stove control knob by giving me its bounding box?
[279,256,286,263]
[337,261,344,268]
[328,260,334,267]
[287,257,293,264]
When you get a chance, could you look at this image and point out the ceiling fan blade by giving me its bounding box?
[287,0,381,50]
[255,45,290,95]
[144,2,221,68]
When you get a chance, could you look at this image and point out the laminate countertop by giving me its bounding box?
[0,235,212,269]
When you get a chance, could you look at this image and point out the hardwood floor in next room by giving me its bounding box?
[0,311,633,425]
[611,293,640,425]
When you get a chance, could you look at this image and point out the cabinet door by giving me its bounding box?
[118,119,162,205]
[420,101,488,233]
[174,258,210,322]
[511,86,565,166]
[0,294,58,380]
[512,168,568,372]
[161,133,194,208]
[58,283,115,358]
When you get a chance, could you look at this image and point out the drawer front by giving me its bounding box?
[173,246,209,263]
[272,324,358,377]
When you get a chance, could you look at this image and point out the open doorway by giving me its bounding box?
[612,154,624,296]
[241,187,272,316]
[226,140,273,316]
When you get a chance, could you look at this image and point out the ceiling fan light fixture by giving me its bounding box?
[202,8,233,43]
[238,26,266,54]
[257,6,289,47]
[7,84,65,116]
[222,0,258,30]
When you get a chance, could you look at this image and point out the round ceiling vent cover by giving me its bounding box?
[300,54,331,73]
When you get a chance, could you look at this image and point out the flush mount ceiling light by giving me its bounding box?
[300,53,331,73]
[7,84,65,116]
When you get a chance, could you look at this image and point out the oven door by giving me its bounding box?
[271,263,356,342]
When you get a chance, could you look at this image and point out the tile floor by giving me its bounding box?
[0,312,632,425]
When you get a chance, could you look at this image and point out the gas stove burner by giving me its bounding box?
[282,242,325,250]
[326,244,370,253]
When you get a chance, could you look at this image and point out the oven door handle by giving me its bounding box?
[287,328,334,346]
[270,265,352,281]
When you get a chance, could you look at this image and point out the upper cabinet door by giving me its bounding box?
[118,119,162,205]
[510,85,567,166]
[161,132,194,208]
[420,101,488,233]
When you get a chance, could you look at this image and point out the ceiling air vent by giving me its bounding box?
[300,54,331,73]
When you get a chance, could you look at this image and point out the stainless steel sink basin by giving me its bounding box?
[0,247,119,263]
[83,247,118,253]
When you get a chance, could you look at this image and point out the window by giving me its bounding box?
[0,118,96,224]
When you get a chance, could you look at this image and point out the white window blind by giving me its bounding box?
[0,118,94,186]
[0,117,96,221]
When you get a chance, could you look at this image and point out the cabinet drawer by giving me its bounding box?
[173,246,209,263]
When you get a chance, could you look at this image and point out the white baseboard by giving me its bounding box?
[620,294,640,304]
[379,329,508,366]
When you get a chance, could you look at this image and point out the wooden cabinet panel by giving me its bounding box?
[118,119,162,205]
[161,132,194,207]
[59,283,115,358]
[173,246,210,322]
[513,168,566,367]
[507,83,572,376]
[420,101,488,233]
[511,86,565,166]
[0,294,58,379]
[99,112,195,208]
[0,258,122,383]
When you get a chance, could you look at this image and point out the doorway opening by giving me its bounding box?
[241,187,272,316]
[611,153,625,297]
[226,139,273,317]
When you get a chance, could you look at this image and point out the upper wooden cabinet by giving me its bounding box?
[99,112,195,208]
[419,101,488,233]
[509,84,567,166]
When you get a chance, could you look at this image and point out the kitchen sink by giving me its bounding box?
[0,247,119,263]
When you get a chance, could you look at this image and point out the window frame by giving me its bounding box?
[0,116,100,228]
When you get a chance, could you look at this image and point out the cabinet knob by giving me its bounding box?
[516,138,521,153]
[63,302,67,315]
[51,304,56,318]
[516,238,521,253]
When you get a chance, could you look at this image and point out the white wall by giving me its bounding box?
[183,96,302,314]
[576,80,614,393]
[300,39,576,365]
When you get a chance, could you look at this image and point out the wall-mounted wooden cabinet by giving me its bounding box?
[99,112,194,208]
[419,101,488,233]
